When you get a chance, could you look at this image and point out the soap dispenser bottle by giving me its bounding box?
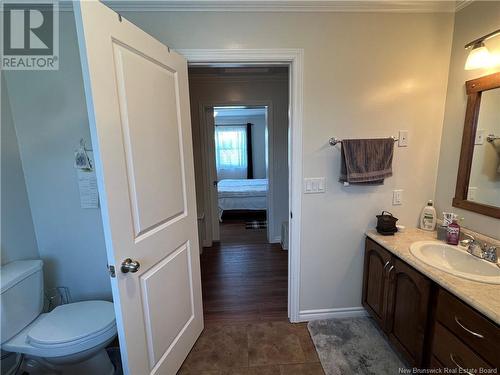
[446,215,460,245]
[420,200,437,231]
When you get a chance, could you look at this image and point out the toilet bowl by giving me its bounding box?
[1,260,117,375]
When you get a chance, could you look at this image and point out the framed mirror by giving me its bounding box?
[453,71,500,219]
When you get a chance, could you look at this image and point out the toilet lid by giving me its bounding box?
[27,301,115,347]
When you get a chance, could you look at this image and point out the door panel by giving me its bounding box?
[113,42,186,237]
[140,242,194,367]
[386,258,430,367]
[362,239,391,329]
[74,2,203,374]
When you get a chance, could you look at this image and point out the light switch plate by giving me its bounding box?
[398,130,409,147]
[392,189,403,205]
[305,180,313,193]
[304,177,326,194]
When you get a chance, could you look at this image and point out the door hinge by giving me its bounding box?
[290,211,293,219]
[107,265,116,278]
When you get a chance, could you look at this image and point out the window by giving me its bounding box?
[215,125,248,180]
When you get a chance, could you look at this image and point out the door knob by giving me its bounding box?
[121,258,140,273]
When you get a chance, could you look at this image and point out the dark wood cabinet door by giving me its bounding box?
[386,258,431,367]
[362,239,392,329]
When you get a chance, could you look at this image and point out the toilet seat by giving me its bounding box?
[28,301,115,348]
[2,301,116,358]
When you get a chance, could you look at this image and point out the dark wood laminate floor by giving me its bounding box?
[201,220,288,324]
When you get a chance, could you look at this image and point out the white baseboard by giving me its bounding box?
[298,307,368,322]
[270,235,281,244]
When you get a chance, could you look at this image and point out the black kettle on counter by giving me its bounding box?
[376,211,398,235]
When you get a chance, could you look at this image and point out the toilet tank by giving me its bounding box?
[1,260,44,344]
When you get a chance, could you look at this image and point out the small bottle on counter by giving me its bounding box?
[420,200,437,231]
[446,216,460,245]
[437,225,448,241]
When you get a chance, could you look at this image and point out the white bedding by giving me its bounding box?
[218,179,268,198]
[217,179,268,219]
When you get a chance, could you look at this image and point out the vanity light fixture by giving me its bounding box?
[464,28,500,70]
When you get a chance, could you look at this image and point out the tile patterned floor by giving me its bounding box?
[178,321,324,375]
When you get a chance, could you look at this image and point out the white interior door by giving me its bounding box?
[202,106,220,242]
[74,2,203,374]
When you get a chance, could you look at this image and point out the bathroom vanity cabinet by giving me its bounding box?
[363,237,500,370]
[362,239,430,366]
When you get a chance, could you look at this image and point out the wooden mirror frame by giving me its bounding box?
[453,71,500,219]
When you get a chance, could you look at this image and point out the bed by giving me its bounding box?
[217,179,268,221]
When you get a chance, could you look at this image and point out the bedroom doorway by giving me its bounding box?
[188,65,290,322]
[213,105,270,242]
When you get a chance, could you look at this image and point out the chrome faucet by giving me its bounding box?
[459,234,481,257]
[483,245,498,263]
[460,234,498,264]
[459,233,475,246]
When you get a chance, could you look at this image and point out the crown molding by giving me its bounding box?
[455,0,474,12]
[60,0,473,13]
[95,0,457,13]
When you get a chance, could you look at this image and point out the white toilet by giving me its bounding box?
[1,260,117,375]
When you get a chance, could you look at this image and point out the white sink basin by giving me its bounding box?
[410,241,500,284]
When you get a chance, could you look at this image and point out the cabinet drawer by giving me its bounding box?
[436,288,499,367]
[429,356,444,370]
[433,322,492,372]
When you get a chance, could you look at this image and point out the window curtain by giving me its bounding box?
[215,125,248,180]
[246,123,253,179]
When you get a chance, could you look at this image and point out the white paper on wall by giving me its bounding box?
[77,169,99,209]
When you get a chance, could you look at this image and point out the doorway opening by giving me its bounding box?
[214,105,269,241]
[188,66,290,323]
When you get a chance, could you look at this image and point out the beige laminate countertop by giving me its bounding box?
[366,228,500,325]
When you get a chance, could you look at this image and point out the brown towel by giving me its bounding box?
[339,138,394,184]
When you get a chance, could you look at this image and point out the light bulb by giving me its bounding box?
[465,42,492,70]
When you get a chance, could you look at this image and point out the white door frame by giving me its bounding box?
[200,101,275,245]
[178,49,303,322]
[199,105,218,246]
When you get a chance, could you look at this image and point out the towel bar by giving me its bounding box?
[329,136,399,146]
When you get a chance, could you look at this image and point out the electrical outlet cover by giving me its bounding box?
[475,129,485,145]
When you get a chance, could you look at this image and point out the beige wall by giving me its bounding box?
[124,10,454,312]
[435,1,500,239]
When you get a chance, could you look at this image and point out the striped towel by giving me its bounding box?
[339,138,394,185]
